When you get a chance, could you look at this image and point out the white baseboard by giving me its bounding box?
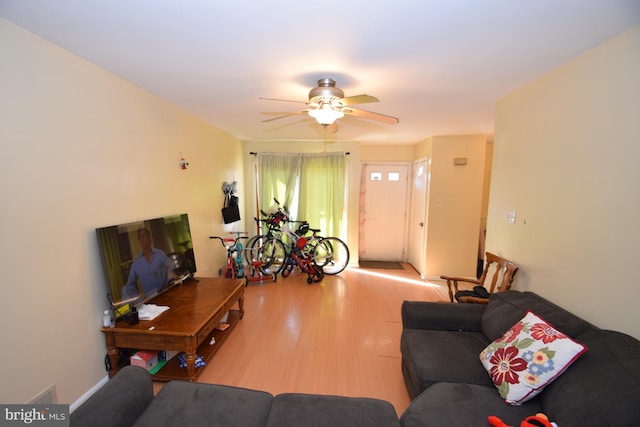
[70,375,109,413]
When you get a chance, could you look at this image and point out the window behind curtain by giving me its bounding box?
[256,153,300,215]
[298,152,346,239]
[255,152,347,239]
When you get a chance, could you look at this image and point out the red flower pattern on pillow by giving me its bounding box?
[531,322,567,344]
[489,346,528,385]
[480,311,587,404]
[497,321,524,344]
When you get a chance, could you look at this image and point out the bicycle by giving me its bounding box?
[277,220,323,276]
[292,221,324,258]
[256,199,321,254]
[281,233,324,283]
[244,200,291,275]
[246,198,349,276]
[245,221,287,276]
[209,232,248,279]
[280,217,349,276]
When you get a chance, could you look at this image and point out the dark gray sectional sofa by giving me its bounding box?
[70,365,402,427]
[400,290,640,426]
[72,290,640,427]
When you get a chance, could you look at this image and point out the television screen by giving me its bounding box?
[96,213,196,309]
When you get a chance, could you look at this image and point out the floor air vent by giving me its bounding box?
[28,384,57,405]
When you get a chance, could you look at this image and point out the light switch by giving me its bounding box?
[507,210,517,224]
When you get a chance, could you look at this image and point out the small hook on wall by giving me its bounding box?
[180,152,189,170]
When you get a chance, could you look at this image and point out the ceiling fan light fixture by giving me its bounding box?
[261,77,397,129]
[308,103,344,125]
[308,78,344,101]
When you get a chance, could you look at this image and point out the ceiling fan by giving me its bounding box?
[260,78,399,132]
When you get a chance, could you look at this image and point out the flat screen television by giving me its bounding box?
[96,213,196,312]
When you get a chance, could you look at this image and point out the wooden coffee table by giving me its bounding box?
[102,277,245,381]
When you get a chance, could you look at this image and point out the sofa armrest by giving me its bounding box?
[401,301,486,331]
[70,366,153,427]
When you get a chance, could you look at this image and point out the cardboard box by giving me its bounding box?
[130,350,159,371]
[159,350,179,361]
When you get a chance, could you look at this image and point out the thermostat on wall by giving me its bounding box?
[453,157,468,165]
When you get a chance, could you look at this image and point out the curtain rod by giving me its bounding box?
[249,152,350,156]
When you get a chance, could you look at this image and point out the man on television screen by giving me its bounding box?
[122,227,176,299]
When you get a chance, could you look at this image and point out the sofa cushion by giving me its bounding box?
[70,366,153,427]
[540,329,640,427]
[266,393,401,427]
[400,382,542,427]
[400,329,493,399]
[479,311,587,404]
[481,291,595,342]
[132,382,273,427]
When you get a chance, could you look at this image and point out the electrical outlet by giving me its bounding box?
[507,210,517,224]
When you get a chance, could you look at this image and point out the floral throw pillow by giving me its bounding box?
[479,310,587,405]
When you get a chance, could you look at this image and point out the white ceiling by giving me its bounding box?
[2,1,639,145]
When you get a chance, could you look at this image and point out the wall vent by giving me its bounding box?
[28,384,57,405]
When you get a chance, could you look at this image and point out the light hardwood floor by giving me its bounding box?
[154,264,447,415]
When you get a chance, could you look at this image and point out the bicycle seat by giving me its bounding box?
[295,223,309,235]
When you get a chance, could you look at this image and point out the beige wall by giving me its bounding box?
[416,135,488,277]
[0,19,244,405]
[481,141,494,222]
[487,26,640,339]
[360,144,415,162]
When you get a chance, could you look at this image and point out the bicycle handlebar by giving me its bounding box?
[209,235,248,248]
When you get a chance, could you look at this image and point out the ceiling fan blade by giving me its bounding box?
[343,107,399,124]
[340,94,379,105]
[262,110,309,122]
[259,97,308,104]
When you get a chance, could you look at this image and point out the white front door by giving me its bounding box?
[360,163,410,261]
[408,159,428,277]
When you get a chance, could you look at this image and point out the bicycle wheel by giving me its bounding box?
[243,234,263,264]
[307,262,324,283]
[254,237,286,275]
[313,237,350,275]
[281,257,295,278]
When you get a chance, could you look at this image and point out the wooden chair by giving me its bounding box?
[441,252,519,303]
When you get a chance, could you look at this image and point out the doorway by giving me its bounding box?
[408,158,428,278]
[360,163,410,262]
